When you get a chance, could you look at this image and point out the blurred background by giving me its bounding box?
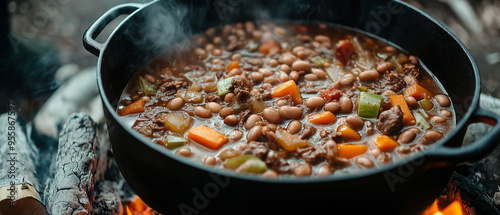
[1,0,499,118]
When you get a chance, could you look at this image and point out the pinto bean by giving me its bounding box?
[267,59,279,67]
[435,95,451,107]
[278,72,289,82]
[359,70,379,82]
[224,115,239,126]
[203,156,217,166]
[370,148,382,157]
[264,77,280,85]
[250,72,264,83]
[259,68,274,77]
[304,74,319,81]
[339,97,353,113]
[252,30,262,39]
[311,68,327,79]
[409,55,419,65]
[305,96,325,109]
[340,74,355,87]
[167,98,184,110]
[262,108,281,124]
[176,148,192,157]
[346,115,364,130]
[404,75,418,86]
[194,106,212,118]
[194,48,206,56]
[440,109,452,118]
[382,46,397,53]
[141,96,151,103]
[206,102,222,113]
[262,83,272,90]
[383,90,397,97]
[356,157,374,167]
[224,93,234,103]
[279,106,303,119]
[289,71,299,82]
[219,107,232,118]
[245,114,262,130]
[293,164,312,177]
[280,64,291,73]
[292,60,311,71]
[205,43,214,51]
[397,129,417,144]
[424,130,443,144]
[212,48,222,56]
[286,120,302,134]
[227,129,243,140]
[246,125,263,141]
[405,96,418,108]
[431,116,447,124]
[231,53,242,61]
[245,21,255,32]
[262,170,279,178]
[280,55,294,66]
[228,68,242,76]
[324,102,340,113]
[144,74,156,83]
[376,62,393,72]
[317,164,333,176]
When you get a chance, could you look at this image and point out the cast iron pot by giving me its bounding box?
[83,0,500,214]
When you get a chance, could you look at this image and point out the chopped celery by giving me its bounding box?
[389,56,403,73]
[396,53,409,64]
[358,86,369,92]
[176,90,204,103]
[376,52,391,59]
[235,159,267,174]
[325,66,345,82]
[415,112,431,130]
[166,134,188,149]
[276,128,308,151]
[313,58,332,67]
[138,76,158,96]
[223,155,258,169]
[217,77,234,96]
[419,99,434,111]
[358,92,383,118]
[250,99,267,113]
[246,40,259,52]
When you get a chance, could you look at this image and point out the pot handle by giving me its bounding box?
[426,107,500,163]
[83,3,143,56]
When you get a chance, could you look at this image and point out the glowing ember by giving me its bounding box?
[123,195,160,215]
[422,200,464,215]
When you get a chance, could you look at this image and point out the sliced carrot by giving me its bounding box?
[373,135,399,152]
[227,61,240,71]
[308,112,336,124]
[338,144,368,159]
[272,80,303,104]
[259,40,280,54]
[187,125,228,150]
[403,84,433,100]
[117,99,145,116]
[337,124,362,142]
[389,95,416,125]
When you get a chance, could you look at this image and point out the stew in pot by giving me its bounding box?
[116,22,455,178]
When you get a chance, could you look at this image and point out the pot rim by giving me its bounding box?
[96,0,480,184]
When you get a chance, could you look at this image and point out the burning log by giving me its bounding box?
[93,181,124,215]
[0,113,47,214]
[43,113,101,215]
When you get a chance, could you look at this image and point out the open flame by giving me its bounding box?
[422,200,464,215]
[123,195,160,215]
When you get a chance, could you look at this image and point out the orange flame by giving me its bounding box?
[123,195,159,215]
[422,200,464,215]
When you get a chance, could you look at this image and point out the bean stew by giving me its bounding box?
[117,22,455,178]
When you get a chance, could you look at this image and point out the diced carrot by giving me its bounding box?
[389,95,416,125]
[373,135,399,152]
[272,80,303,104]
[117,99,145,116]
[403,84,433,100]
[187,125,228,150]
[308,112,336,124]
[337,124,362,142]
[227,61,240,71]
[259,40,280,54]
[338,144,368,159]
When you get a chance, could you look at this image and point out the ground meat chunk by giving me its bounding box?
[160,80,189,94]
[298,125,316,139]
[205,94,221,103]
[297,146,326,164]
[247,58,263,67]
[226,39,249,51]
[368,71,406,94]
[403,63,421,79]
[231,75,253,103]
[376,105,404,135]
[241,141,269,160]
[265,150,292,174]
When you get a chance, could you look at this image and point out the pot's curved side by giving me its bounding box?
[90,0,486,214]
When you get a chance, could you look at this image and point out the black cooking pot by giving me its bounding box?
[83,0,500,214]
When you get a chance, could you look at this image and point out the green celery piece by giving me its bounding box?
[389,56,403,73]
[236,159,267,174]
[223,155,257,170]
[138,76,158,96]
[415,112,431,130]
[325,66,345,82]
[246,41,259,52]
[166,134,188,149]
[217,77,234,96]
[419,99,434,111]
[358,92,383,119]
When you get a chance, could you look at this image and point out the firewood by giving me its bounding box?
[93,181,124,215]
[0,113,47,215]
[43,113,101,215]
